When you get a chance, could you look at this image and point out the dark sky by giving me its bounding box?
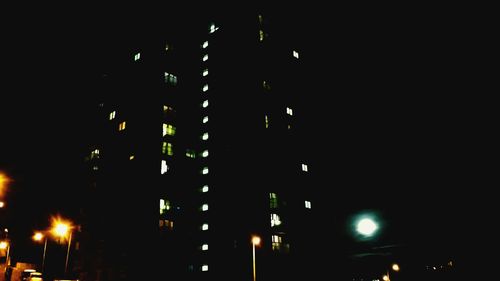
[1,6,473,265]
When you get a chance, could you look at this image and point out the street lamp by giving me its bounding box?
[33,232,48,273]
[251,236,261,281]
[51,218,73,275]
[383,263,400,281]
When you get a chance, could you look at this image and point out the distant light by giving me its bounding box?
[161,160,169,174]
[203,84,208,92]
[252,236,261,245]
[134,52,141,61]
[33,232,44,241]
[129,155,135,160]
[392,264,400,272]
[202,150,209,157]
[382,275,389,281]
[202,167,209,175]
[203,54,208,62]
[202,133,209,140]
[203,70,208,77]
[202,224,208,231]
[356,218,378,236]
[201,204,208,211]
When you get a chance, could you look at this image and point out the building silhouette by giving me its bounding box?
[78,10,320,281]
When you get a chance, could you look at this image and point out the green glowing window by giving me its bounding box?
[163,124,176,136]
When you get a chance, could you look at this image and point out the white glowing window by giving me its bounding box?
[161,160,169,174]
[201,265,208,271]
[201,204,208,211]
[202,116,209,123]
[202,84,208,92]
[203,70,208,77]
[302,164,308,172]
[272,235,282,250]
[264,115,269,128]
[164,72,178,85]
[202,133,209,140]
[293,50,299,59]
[271,213,282,227]
[109,111,116,120]
[160,199,171,214]
[202,100,209,108]
[93,166,98,171]
[259,30,264,42]
[286,107,293,116]
[202,41,208,48]
[118,122,126,131]
[201,150,209,158]
[202,167,209,175]
[90,149,100,159]
[209,23,218,33]
[134,52,141,61]
[202,244,208,251]
[203,54,208,61]
[129,155,134,160]
[202,224,209,230]
[202,185,209,193]
[305,201,312,209]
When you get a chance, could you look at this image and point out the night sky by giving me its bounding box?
[1,5,473,270]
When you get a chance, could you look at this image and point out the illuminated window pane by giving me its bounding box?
[202,100,209,108]
[90,149,100,159]
[118,122,126,131]
[202,224,208,230]
[259,30,264,42]
[201,265,208,271]
[161,160,169,174]
[286,107,293,116]
[202,133,209,140]
[164,72,178,85]
[272,235,282,251]
[209,23,218,33]
[109,111,116,120]
[263,80,271,90]
[134,52,140,61]
[202,244,208,251]
[202,84,208,92]
[202,185,209,193]
[93,166,98,171]
[160,199,171,214]
[203,70,208,77]
[271,213,281,227]
[201,204,208,211]
[202,116,209,123]
[302,164,308,172]
[129,155,134,160]
[165,43,170,51]
[163,123,176,136]
[203,54,208,61]
[293,50,299,59]
[201,150,209,158]
[202,167,209,175]
[162,142,173,156]
[305,201,312,209]
[270,192,278,209]
[186,149,196,158]
[265,115,269,128]
[202,41,208,48]
[163,105,174,114]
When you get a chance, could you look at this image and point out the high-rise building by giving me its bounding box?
[80,10,319,281]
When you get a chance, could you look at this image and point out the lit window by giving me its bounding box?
[272,235,282,251]
[270,193,278,209]
[163,105,174,114]
[162,142,173,156]
[203,69,208,77]
[165,43,170,51]
[160,199,171,214]
[161,160,169,174]
[202,133,209,140]
[209,23,218,33]
[302,164,308,172]
[118,122,126,131]
[202,167,209,175]
[259,30,264,42]
[305,201,312,209]
[164,72,178,85]
[288,125,291,130]
[202,41,208,48]
[202,185,209,193]
[129,155,134,160]
[163,123,176,136]
[202,244,208,251]
[186,149,196,158]
[202,116,209,123]
[265,115,269,128]
[202,84,209,92]
[293,50,299,59]
[201,204,208,211]
[201,150,209,158]
[92,166,98,171]
[134,52,140,61]
[159,219,174,230]
[203,54,208,61]
[258,14,263,24]
[90,149,100,159]
[201,265,208,271]
[202,224,209,230]
[109,111,116,120]
[202,100,209,108]
[263,80,271,90]
[286,107,293,116]
[271,213,282,227]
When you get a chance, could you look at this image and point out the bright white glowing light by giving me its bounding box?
[356,218,378,236]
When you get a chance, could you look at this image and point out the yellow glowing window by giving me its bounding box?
[259,30,264,42]
[265,115,269,128]
[163,124,176,136]
[129,155,134,160]
[160,199,171,214]
[118,122,126,131]
[162,142,173,156]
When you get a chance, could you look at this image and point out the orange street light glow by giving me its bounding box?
[33,232,44,241]
[51,216,72,239]
[0,241,8,249]
[252,236,261,246]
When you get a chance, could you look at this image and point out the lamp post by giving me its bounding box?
[33,232,48,273]
[51,218,73,276]
[251,236,261,281]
